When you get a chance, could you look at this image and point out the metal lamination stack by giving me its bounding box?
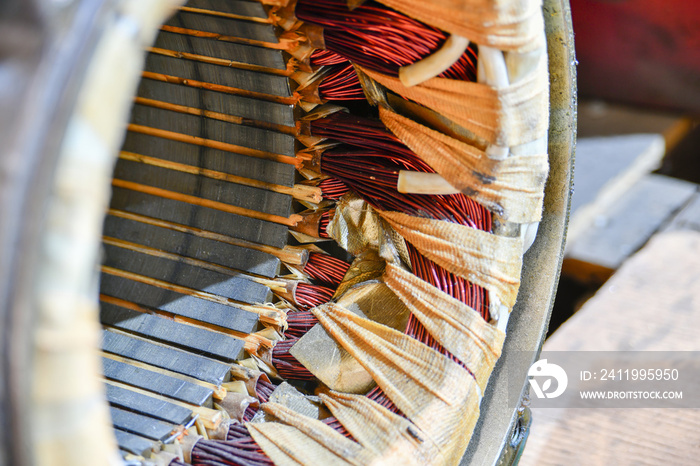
[99,0,295,456]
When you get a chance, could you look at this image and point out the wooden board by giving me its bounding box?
[663,191,700,233]
[565,174,697,283]
[569,135,665,217]
[566,134,665,247]
[521,230,700,465]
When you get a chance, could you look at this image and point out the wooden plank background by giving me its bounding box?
[521,230,700,465]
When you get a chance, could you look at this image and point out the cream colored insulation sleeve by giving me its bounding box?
[378,211,524,309]
[250,399,438,465]
[320,391,441,464]
[380,107,548,223]
[311,304,481,465]
[248,403,373,465]
[383,262,505,391]
[358,48,548,147]
[376,0,544,52]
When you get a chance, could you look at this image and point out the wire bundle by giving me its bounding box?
[242,379,276,423]
[318,177,350,201]
[271,253,351,381]
[296,0,478,81]
[302,113,494,395]
[317,63,365,101]
[208,0,512,463]
[303,251,351,287]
